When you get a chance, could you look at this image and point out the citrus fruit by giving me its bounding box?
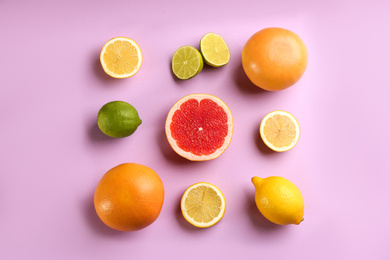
[252,176,304,225]
[172,46,203,79]
[97,101,142,138]
[242,27,308,91]
[199,33,230,67]
[94,163,164,231]
[181,182,226,228]
[165,93,233,161]
[259,110,300,152]
[100,37,142,78]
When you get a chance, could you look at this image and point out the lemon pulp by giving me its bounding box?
[100,37,142,78]
[181,182,226,228]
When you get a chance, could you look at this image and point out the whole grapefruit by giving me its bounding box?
[242,27,308,91]
[94,163,164,231]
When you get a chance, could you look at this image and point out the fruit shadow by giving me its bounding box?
[87,117,121,144]
[201,62,224,73]
[245,190,284,232]
[232,59,274,96]
[82,191,132,237]
[91,50,119,84]
[174,196,211,232]
[168,53,217,83]
[157,118,195,165]
[168,58,190,84]
[156,103,219,167]
[169,62,183,84]
[168,61,204,84]
[253,123,277,156]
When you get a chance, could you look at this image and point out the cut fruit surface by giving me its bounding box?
[259,110,300,152]
[200,33,230,67]
[100,37,142,78]
[181,182,226,228]
[165,94,233,161]
[172,46,203,79]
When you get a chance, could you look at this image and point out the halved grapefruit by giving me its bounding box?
[165,94,233,161]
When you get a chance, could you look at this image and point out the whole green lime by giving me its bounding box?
[97,101,142,138]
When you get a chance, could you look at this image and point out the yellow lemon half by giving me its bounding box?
[181,182,226,228]
[260,110,300,152]
[100,37,142,78]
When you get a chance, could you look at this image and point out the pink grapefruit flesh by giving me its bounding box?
[165,94,233,161]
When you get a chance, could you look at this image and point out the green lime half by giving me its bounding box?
[172,45,203,80]
[199,33,230,67]
[97,101,142,138]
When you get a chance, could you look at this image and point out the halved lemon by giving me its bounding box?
[259,110,300,152]
[181,182,226,228]
[100,37,142,78]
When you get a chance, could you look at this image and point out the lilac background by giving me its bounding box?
[1,0,389,259]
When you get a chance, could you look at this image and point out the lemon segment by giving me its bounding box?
[100,37,143,78]
[181,182,226,228]
[200,33,230,67]
[259,110,300,152]
[252,176,304,225]
[172,46,203,79]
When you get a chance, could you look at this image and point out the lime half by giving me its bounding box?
[200,33,230,67]
[172,45,203,80]
[97,101,142,138]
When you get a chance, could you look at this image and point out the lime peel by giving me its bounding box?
[97,101,142,138]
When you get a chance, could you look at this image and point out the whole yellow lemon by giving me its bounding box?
[252,176,304,225]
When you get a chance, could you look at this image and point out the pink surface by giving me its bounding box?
[1,0,389,259]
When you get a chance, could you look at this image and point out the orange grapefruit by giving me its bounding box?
[165,94,233,161]
[242,27,308,91]
[94,163,164,231]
